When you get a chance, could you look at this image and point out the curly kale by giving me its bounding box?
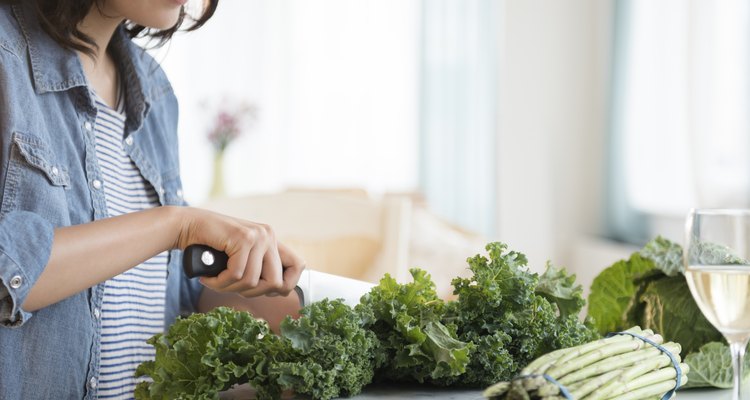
[134,307,286,400]
[274,299,378,400]
[135,301,377,400]
[356,269,473,383]
[442,242,596,387]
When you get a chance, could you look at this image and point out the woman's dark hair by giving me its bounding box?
[22,0,218,56]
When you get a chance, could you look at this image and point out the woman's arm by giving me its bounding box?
[22,206,304,312]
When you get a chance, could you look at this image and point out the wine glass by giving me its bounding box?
[685,209,750,400]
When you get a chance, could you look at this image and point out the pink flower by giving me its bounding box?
[206,100,258,152]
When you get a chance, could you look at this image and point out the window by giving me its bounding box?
[609,0,750,242]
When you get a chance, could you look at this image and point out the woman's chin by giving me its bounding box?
[134,17,179,30]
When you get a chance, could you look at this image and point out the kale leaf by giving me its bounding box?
[134,307,286,400]
[356,269,473,383]
[274,299,378,400]
[444,242,595,387]
[536,261,586,318]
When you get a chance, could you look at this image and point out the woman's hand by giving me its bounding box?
[173,207,305,298]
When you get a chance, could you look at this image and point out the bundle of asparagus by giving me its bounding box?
[483,327,689,400]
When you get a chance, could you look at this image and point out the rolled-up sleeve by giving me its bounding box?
[0,211,54,327]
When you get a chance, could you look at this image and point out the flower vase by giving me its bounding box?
[209,150,225,198]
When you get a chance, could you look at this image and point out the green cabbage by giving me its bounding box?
[587,236,745,389]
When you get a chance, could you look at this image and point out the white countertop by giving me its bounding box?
[676,388,733,399]
[221,383,484,399]
[222,383,734,399]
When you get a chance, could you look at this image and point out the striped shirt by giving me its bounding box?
[92,90,168,399]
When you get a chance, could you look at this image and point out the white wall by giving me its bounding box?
[496,0,614,278]
[157,1,420,205]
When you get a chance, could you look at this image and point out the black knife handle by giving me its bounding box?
[183,244,229,278]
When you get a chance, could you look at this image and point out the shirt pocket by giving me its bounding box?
[1,132,71,224]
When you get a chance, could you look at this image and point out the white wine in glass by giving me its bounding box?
[685,209,750,400]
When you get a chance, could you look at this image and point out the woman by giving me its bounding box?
[0,0,305,398]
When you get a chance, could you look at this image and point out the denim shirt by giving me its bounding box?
[0,3,203,398]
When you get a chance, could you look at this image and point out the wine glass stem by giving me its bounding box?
[730,340,748,400]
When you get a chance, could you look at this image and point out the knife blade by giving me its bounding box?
[182,244,374,307]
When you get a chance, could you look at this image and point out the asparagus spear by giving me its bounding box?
[584,354,686,399]
[536,380,564,397]
[588,363,689,399]
[521,347,570,375]
[568,370,623,399]
[506,380,531,400]
[483,382,510,398]
[528,334,634,374]
[605,375,687,400]
[559,343,681,386]
[546,340,648,380]
[521,375,547,393]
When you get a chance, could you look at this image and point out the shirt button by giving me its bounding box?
[158,186,165,196]
[89,377,97,389]
[92,180,102,190]
[125,136,134,146]
[176,189,183,198]
[9,275,22,289]
[83,121,93,132]
[93,308,100,319]
[51,167,59,176]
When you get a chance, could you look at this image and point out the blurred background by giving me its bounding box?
[149,0,749,296]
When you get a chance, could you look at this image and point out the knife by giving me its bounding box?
[183,244,374,307]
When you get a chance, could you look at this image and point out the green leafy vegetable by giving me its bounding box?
[588,237,723,354]
[356,269,473,383]
[639,276,722,354]
[136,302,378,400]
[688,241,747,266]
[683,342,736,388]
[444,242,596,386]
[588,254,654,334]
[586,236,738,391]
[134,307,286,400]
[536,261,586,318]
[274,299,378,400]
[640,235,684,276]
[683,341,750,389]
